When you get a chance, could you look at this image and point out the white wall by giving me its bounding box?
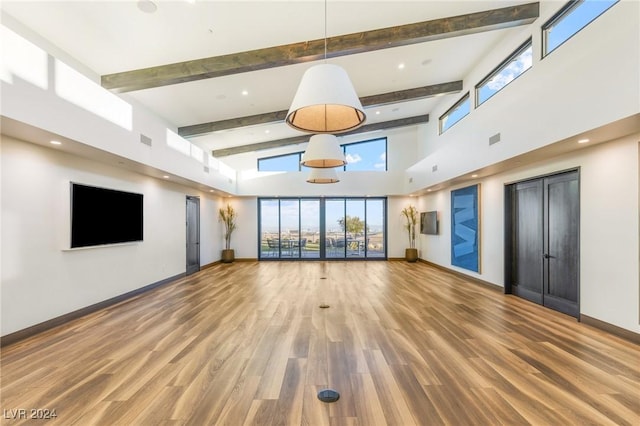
[218,197,258,260]
[1,135,224,336]
[1,22,237,195]
[408,0,639,191]
[419,134,640,334]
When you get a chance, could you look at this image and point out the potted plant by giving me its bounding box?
[218,203,237,263]
[401,204,418,262]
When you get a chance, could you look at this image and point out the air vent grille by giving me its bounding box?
[489,133,501,145]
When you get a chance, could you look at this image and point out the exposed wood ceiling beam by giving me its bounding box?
[211,114,429,157]
[179,81,460,137]
[180,111,288,138]
[102,3,539,92]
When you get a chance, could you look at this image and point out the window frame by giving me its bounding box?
[342,137,388,171]
[475,38,533,108]
[256,137,388,172]
[542,0,619,58]
[257,151,303,172]
[258,196,387,260]
[438,92,470,134]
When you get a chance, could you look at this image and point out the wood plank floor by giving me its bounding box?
[1,261,639,425]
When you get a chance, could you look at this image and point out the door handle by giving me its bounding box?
[543,253,555,259]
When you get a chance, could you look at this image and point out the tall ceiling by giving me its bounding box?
[1,1,537,158]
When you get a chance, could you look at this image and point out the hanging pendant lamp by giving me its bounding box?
[307,167,340,184]
[287,64,366,134]
[301,134,346,168]
[286,0,365,134]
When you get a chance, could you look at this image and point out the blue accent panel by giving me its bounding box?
[451,185,480,272]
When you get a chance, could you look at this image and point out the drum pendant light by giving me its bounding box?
[287,64,365,133]
[301,134,346,168]
[286,0,366,134]
[307,167,340,184]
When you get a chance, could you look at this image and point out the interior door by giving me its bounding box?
[511,180,544,304]
[186,196,200,275]
[543,171,579,316]
[506,170,580,317]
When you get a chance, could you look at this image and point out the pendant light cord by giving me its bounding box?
[324,0,328,62]
[324,0,328,132]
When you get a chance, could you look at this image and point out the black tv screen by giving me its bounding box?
[71,183,143,248]
[420,211,438,235]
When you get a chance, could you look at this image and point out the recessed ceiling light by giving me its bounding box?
[163,175,170,179]
[209,189,215,192]
[50,140,62,145]
[427,189,432,192]
[471,174,478,178]
[398,63,405,70]
[264,129,270,134]
[375,110,381,115]
[578,138,590,144]
[241,90,248,96]
[137,0,157,14]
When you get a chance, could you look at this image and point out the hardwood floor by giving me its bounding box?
[1,261,639,425]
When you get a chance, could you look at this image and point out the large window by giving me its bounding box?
[439,93,470,134]
[543,0,619,57]
[257,152,302,172]
[344,138,387,171]
[259,197,386,260]
[257,137,387,172]
[476,39,532,107]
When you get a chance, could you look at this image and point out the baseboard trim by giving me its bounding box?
[1,272,185,348]
[580,314,640,345]
[418,259,503,292]
[200,261,220,269]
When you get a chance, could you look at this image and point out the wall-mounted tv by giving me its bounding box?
[420,211,438,235]
[71,183,143,248]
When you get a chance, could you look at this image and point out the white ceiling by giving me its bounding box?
[1,0,532,155]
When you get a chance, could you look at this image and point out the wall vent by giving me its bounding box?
[489,133,501,145]
[432,164,438,172]
[204,166,210,173]
[408,177,413,183]
[140,134,152,146]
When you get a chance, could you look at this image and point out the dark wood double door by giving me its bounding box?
[505,170,579,317]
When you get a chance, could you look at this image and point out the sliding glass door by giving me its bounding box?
[259,197,386,260]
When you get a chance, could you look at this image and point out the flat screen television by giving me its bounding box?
[71,183,143,248]
[420,211,438,235]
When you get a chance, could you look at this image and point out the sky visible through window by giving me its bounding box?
[440,94,470,133]
[260,198,384,235]
[257,138,387,172]
[545,0,619,55]
[258,152,300,171]
[477,41,532,106]
[344,138,387,171]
